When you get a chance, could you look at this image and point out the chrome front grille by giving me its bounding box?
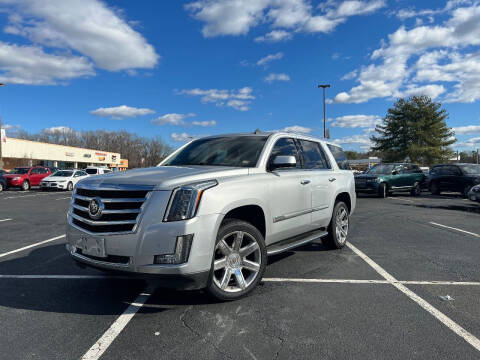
[70,185,154,234]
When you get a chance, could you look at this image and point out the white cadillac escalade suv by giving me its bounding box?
[66,132,356,300]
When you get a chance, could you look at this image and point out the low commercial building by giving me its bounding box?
[1,136,128,171]
[349,157,381,172]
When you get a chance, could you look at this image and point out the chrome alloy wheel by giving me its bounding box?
[335,206,349,245]
[213,231,261,293]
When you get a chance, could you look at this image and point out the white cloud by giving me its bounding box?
[0,0,158,85]
[331,115,381,128]
[90,105,155,119]
[256,52,283,66]
[453,125,480,134]
[0,43,94,85]
[254,30,292,42]
[1,0,158,72]
[185,0,386,40]
[152,113,196,126]
[170,132,205,142]
[335,3,480,104]
[192,120,216,127]
[457,136,480,147]
[341,69,358,80]
[280,125,312,133]
[1,124,20,130]
[264,73,290,83]
[333,133,372,150]
[176,87,255,111]
[44,126,74,133]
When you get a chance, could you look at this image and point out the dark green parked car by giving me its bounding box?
[355,163,426,198]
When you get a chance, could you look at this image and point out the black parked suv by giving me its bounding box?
[428,164,480,197]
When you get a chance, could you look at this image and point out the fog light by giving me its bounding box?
[154,234,194,265]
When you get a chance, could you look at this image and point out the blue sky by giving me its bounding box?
[0,0,480,151]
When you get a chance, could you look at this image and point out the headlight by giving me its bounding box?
[13,177,20,181]
[57,180,66,183]
[164,180,218,222]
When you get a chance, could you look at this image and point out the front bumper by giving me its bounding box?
[355,181,379,193]
[66,197,222,290]
[41,182,67,189]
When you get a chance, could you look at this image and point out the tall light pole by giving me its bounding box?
[318,84,330,138]
[0,83,5,170]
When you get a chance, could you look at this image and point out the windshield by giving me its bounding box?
[53,170,73,177]
[85,169,98,174]
[459,164,480,174]
[163,136,268,167]
[367,164,395,175]
[11,168,29,174]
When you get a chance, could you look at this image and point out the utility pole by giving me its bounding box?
[0,83,5,170]
[317,84,330,138]
[477,148,479,164]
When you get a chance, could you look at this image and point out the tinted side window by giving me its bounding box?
[269,138,301,169]
[31,168,40,174]
[297,140,330,169]
[327,144,349,170]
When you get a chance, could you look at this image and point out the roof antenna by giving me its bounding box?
[254,129,261,134]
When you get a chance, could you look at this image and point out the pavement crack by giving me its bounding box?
[180,306,234,360]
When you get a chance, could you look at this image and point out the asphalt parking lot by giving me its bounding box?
[0,189,479,360]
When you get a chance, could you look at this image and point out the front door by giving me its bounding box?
[267,137,312,243]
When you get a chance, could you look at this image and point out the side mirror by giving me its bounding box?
[271,155,296,170]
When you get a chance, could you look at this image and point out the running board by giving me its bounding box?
[266,230,328,256]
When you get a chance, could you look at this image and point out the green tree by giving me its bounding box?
[371,95,455,166]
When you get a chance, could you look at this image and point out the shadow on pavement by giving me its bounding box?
[397,202,480,214]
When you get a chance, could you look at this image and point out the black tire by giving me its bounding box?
[322,201,350,249]
[206,219,267,301]
[67,182,73,191]
[21,180,30,191]
[463,185,471,199]
[378,183,388,198]
[410,182,421,196]
[0,182,3,192]
[430,182,440,195]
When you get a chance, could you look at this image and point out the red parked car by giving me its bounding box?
[4,166,52,191]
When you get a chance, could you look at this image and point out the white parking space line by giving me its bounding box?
[81,287,153,360]
[0,234,66,259]
[347,242,480,352]
[4,194,36,199]
[430,222,480,238]
[55,196,72,200]
[387,197,415,203]
[0,218,12,222]
[263,278,480,286]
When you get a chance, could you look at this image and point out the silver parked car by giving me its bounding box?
[66,132,356,300]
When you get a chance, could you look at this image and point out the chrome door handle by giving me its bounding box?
[300,180,311,185]
[329,178,337,182]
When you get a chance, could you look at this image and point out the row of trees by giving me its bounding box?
[9,128,173,169]
[370,95,457,166]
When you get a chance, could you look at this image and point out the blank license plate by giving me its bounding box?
[77,235,106,258]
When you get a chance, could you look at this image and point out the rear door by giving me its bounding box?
[267,137,312,241]
[297,139,335,228]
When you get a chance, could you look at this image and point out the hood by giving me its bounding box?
[42,176,72,182]
[77,166,250,190]
[3,173,25,178]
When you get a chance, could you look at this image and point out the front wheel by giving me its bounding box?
[378,183,388,198]
[207,219,266,301]
[430,182,440,195]
[410,182,421,196]
[463,185,472,198]
[322,201,350,249]
[67,182,73,191]
[0,182,3,192]
[21,181,30,191]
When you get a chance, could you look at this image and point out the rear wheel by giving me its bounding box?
[378,183,388,198]
[410,182,421,196]
[207,219,266,301]
[430,182,440,195]
[0,182,3,192]
[322,201,350,249]
[21,180,30,191]
[463,185,472,198]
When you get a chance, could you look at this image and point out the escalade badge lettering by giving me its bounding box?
[88,198,103,220]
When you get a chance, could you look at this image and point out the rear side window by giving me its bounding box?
[327,144,349,170]
[297,140,330,169]
[269,138,301,169]
[86,169,98,175]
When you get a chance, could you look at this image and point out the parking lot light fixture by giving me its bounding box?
[318,84,330,138]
